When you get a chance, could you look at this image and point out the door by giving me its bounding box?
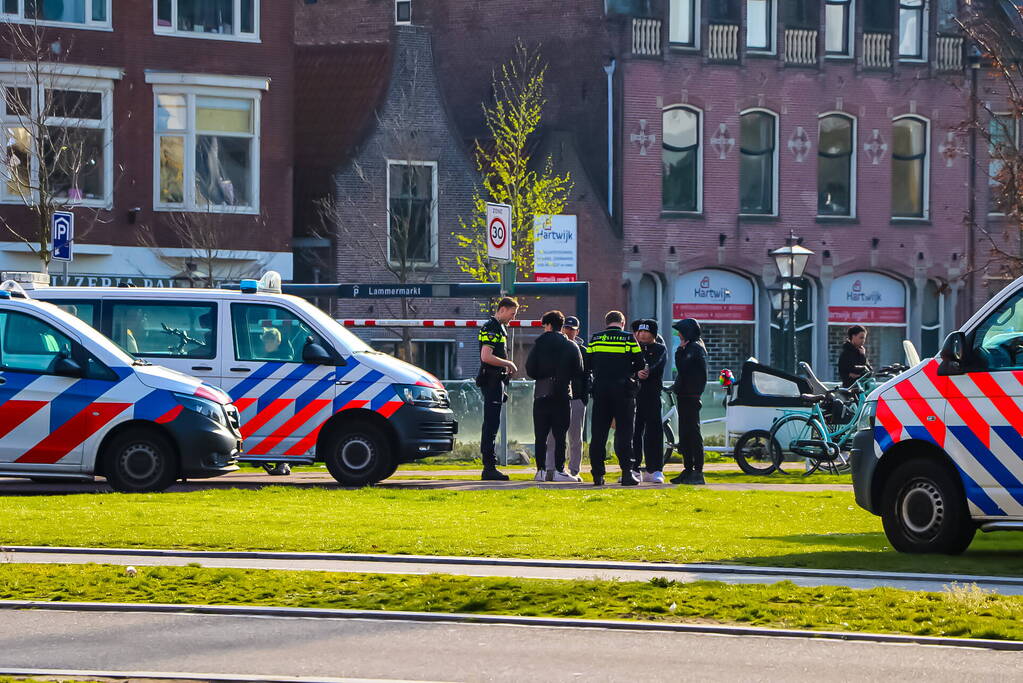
[105,299,221,382]
[226,302,339,460]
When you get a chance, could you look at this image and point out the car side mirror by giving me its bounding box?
[53,355,83,378]
[937,331,967,376]
[302,338,333,365]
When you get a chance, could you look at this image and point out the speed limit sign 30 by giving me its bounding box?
[486,203,512,261]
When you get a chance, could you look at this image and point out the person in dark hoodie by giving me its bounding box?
[631,319,667,483]
[526,310,585,482]
[671,318,708,485]
[838,325,871,388]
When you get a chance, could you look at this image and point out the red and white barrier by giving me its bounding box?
[338,319,543,328]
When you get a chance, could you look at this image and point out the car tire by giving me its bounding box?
[104,428,179,494]
[880,457,976,555]
[323,420,393,486]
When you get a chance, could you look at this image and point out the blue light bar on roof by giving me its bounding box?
[239,279,259,294]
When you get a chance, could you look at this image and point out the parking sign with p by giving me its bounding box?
[51,211,74,262]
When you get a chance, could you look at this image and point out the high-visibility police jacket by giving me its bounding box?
[586,326,644,394]
[477,316,509,383]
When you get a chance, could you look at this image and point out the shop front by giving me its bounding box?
[827,272,908,379]
[674,268,757,376]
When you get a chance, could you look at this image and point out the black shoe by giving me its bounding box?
[481,468,510,481]
[689,471,706,486]
[592,474,605,486]
[620,471,639,487]
[670,470,692,485]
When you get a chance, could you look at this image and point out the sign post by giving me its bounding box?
[485,202,513,466]
[51,211,74,284]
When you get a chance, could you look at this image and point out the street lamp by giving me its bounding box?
[770,235,814,374]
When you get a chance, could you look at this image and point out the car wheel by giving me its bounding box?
[104,428,179,494]
[880,457,976,554]
[323,420,392,486]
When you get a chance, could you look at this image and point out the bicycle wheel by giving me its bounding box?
[770,414,830,467]
[733,429,782,475]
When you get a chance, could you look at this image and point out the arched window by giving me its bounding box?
[892,116,928,218]
[818,114,855,216]
[662,106,701,212]
[740,110,777,215]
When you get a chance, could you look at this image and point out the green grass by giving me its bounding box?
[387,470,852,485]
[2,563,1023,641]
[3,487,1022,575]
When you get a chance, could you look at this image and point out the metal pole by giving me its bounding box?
[499,326,512,466]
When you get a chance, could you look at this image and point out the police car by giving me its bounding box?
[32,272,457,486]
[853,275,1023,554]
[0,280,241,492]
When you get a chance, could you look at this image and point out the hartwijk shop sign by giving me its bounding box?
[828,272,906,325]
[674,269,755,322]
[533,215,577,282]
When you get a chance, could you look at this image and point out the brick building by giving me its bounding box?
[0,1,294,284]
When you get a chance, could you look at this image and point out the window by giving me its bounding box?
[155,0,258,40]
[740,110,777,215]
[899,0,925,59]
[153,87,261,212]
[387,160,437,265]
[1,0,110,28]
[1,79,113,206]
[395,0,411,24]
[232,303,329,364]
[747,0,774,51]
[662,107,701,212]
[988,114,1017,214]
[54,301,98,327]
[709,0,740,22]
[818,114,855,216]
[110,302,217,359]
[974,287,1023,372]
[0,312,73,374]
[669,0,696,46]
[921,280,942,357]
[784,0,819,29]
[825,0,853,55]
[864,0,894,32]
[892,117,928,218]
[936,0,958,32]
[372,339,455,379]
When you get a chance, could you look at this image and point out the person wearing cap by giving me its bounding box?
[587,310,645,486]
[545,315,588,480]
[671,318,708,485]
[631,318,667,484]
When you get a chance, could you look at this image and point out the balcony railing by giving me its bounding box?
[632,17,662,56]
[935,35,963,71]
[784,28,818,65]
[862,32,892,69]
[708,22,739,61]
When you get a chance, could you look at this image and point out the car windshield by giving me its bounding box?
[30,299,138,365]
[287,296,374,353]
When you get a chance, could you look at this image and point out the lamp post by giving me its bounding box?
[770,236,814,374]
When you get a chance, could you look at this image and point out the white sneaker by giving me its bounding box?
[533,470,545,482]
[553,471,575,482]
[651,471,665,484]
[632,470,642,482]
[569,472,583,482]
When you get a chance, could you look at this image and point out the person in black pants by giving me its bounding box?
[526,310,584,482]
[587,310,645,486]
[631,319,667,483]
[671,318,708,485]
[476,297,519,481]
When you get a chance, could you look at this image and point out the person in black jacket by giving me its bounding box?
[631,319,667,483]
[838,325,871,388]
[476,297,519,481]
[526,310,584,482]
[545,315,589,480]
[671,318,708,485]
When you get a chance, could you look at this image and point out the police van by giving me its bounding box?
[0,281,241,492]
[853,275,1023,554]
[33,272,456,486]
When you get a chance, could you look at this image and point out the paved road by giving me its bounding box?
[0,610,1018,682]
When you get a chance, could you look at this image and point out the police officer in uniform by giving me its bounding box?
[587,310,645,486]
[477,297,519,481]
[631,319,667,484]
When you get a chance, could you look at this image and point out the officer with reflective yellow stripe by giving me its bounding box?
[476,296,519,481]
[586,310,645,486]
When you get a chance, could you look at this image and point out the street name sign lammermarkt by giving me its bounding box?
[337,284,450,298]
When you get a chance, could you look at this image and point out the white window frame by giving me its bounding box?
[746,0,777,54]
[149,77,264,215]
[891,114,930,220]
[385,159,439,267]
[987,112,1018,217]
[0,0,111,30]
[668,0,700,48]
[824,0,854,58]
[739,108,780,217]
[898,0,928,62]
[395,0,411,25]
[153,0,260,42]
[0,66,117,209]
[661,104,703,214]
[816,111,858,218]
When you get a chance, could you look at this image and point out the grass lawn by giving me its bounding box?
[2,564,1022,642]
[387,471,852,485]
[2,487,1022,576]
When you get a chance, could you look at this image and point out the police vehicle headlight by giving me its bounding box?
[396,384,446,408]
[174,393,227,426]
[857,399,877,433]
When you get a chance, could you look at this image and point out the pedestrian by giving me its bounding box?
[671,318,708,485]
[546,315,588,481]
[476,296,519,481]
[838,325,871,388]
[587,310,645,486]
[631,319,667,484]
[527,310,584,482]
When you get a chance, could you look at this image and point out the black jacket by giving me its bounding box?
[568,336,590,403]
[838,341,870,388]
[526,331,584,401]
[673,339,708,398]
[637,341,667,399]
[586,326,645,394]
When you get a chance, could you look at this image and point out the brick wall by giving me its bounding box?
[701,324,754,378]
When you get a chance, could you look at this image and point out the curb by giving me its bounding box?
[0,667,434,683]
[6,545,1023,587]
[1,599,1021,651]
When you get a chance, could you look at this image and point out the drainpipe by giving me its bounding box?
[966,53,979,319]
[604,58,616,217]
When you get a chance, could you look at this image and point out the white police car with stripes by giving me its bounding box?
[33,272,457,486]
[0,281,241,492]
[853,275,1023,554]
